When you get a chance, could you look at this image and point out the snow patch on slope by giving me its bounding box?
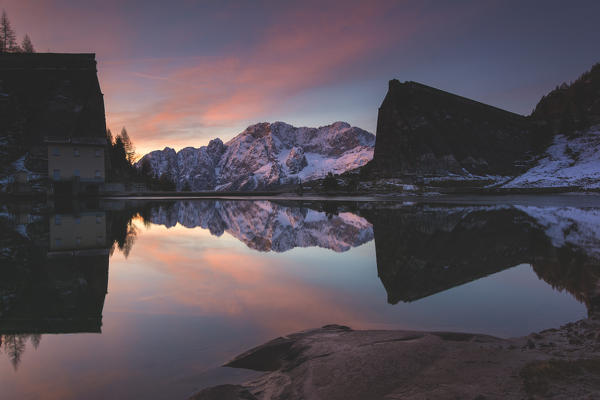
[504,125,600,189]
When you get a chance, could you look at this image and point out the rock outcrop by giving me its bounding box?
[192,320,600,400]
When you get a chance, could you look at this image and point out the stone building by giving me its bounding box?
[46,136,106,193]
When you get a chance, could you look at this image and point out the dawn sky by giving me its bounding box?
[3,0,599,155]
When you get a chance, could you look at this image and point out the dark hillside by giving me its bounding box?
[532,63,600,134]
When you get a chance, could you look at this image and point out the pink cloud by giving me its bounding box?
[100,1,422,154]
[3,1,490,156]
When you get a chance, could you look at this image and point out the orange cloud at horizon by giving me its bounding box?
[97,1,424,156]
[1,0,501,157]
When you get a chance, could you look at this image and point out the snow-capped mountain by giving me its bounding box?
[137,121,374,191]
[148,200,374,252]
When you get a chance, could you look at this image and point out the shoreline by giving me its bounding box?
[3,186,600,201]
[192,318,600,400]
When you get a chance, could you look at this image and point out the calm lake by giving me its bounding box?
[1,195,599,399]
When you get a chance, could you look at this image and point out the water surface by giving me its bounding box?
[1,197,598,399]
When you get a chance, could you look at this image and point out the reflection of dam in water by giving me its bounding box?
[0,210,110,369]
[361,204,600,316]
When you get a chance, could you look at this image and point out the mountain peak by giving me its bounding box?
[137,121,374,191]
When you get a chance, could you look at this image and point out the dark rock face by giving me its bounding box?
[0,53,107,173]
[372,80,538,177]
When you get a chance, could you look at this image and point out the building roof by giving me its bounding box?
[0,53,97,71]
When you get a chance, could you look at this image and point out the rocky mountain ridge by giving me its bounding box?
[137,121,374,191]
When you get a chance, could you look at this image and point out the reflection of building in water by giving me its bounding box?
[49,212,107,252]
[0,211,111,369]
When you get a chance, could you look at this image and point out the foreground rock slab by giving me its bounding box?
[191,320,600,400]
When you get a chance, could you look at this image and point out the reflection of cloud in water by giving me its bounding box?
[112,222,373,333]
[2,199,600,399]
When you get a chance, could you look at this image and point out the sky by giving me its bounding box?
[2,0,600,156]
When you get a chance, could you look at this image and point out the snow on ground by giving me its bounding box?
[504,125,600,189]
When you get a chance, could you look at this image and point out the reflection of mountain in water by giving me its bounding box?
[2,199,600,368]
[362,203,600,315]
[149,200,374,252]
[143,199,600,313]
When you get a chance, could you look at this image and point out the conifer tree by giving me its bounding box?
[21,34,34,53]
[119,127,136,163]
[0,10,18,53]
[106,128,114,145]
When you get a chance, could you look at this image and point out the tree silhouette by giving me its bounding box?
[140,157,153,178]
[120,127,136,163]
[21,33,34,53]
[323,172,338,191]
[106,128,114,145]
[3,334,26,370]
[30,334,41,349]
[0,10,19,53]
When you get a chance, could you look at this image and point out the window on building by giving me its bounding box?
[75,217,81,224]
[55,238,62,247]
[95,170,101,179]
[54,215,61,225]
[95,149,102,157]
[53,169,61,180]
[96,215,102,224]
[96,235,104,245]
[74,148,80,157]
[52,147,60,156]
[74,169,80,177]
[76,237,82,246]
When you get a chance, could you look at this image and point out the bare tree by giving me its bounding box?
[21,33,34,53]
[0,10,19,53]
